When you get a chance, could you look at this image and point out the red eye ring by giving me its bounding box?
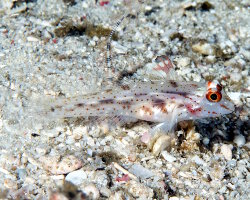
[206,91,222,102]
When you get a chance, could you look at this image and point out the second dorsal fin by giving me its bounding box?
[105,0,145,83]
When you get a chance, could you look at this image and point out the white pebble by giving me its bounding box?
[152,135,172,155]
[176,57,191,68]
[35,147,47,156]
[161,151,176,163]
[233,134,246,147]
[109,191,125,200]
[240,48,250,61]
[169,197,179,200]
[87,137,95,146]
[128,180,154,198]
[244,142,250,149]
[230,72,242,82]
[100,187,111,197]
[220,144,233,160]
[83,184,100,200]
[210,165,224,180]
[65,170,87,186]
[87,149,93,157]
[205,55,216,63]
[41,155,82,175]
[27,36,39,42]
[192,42,215,55]
[65,136,75,145]
[202,137,210,145]
[73,126,87,139]
[112,41,128,54]
[129,164,154,179]
[191,155,206,166]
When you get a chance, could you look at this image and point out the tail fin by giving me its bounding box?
[0,87,63,134]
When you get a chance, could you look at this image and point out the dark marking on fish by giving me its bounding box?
[134,93,147,97]
[152,98,165,104]
[89,103,98,108]
[99,99,114,104]
[76,103,84,107]
[161,91,189,96]
[121,84,130,90]
[105,89,113,93]
[117,100,131,109]
[170,80,178,88]
[177,104,185,108]
[152,98,167,113]
[141,106,153,115]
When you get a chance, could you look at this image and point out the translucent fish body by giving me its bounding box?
[41,80,234,132]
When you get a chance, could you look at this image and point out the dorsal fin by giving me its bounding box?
[152,55,180,81]
[105,0,145,83]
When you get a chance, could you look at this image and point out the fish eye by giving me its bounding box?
[210,93,217,100]
[206,91,222,102]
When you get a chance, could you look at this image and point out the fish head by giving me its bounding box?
[198,80,235,118]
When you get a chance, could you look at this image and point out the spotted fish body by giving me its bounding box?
[44,79,234,133]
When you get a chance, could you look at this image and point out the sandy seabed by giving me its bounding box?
[0,0,249,199]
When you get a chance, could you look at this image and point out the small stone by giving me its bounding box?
[191,155,206,166]
[129,164,154,179]
[128,153,136,162]
[112,41,128,54]
[176,57,191,68]
[127,180,154,198]
[41,155,82,175]
[73,126,87,140]
[50,193,68,200]
[240,48,250,61]
[65,136,75,145]
[100,187,111,198]
[27,36,40,42]
[161,151,176,163]
[87,137,95,147]
[65,170,87,186]
[108,191,125,200]
[89,171,109,188]
[181,127,200,152]
[141,132,151,144]
[244,142,250,149]
[230,72,242,82]
[127,130,136,139]
[4,178,18,189]
[227,182,236,190]
[42,128,62,138]
[87,149,93,157]
[210,164,224,180]
[152,135,173,155]
[35,147,47,156]
[169,197,180,200]
[192,41,216,55]
[202,137,210,145]
[220,144,233,160]
[17,168,27,180]
[205,55,216,63]
[233,134,246,147]
[82,184,100,200]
